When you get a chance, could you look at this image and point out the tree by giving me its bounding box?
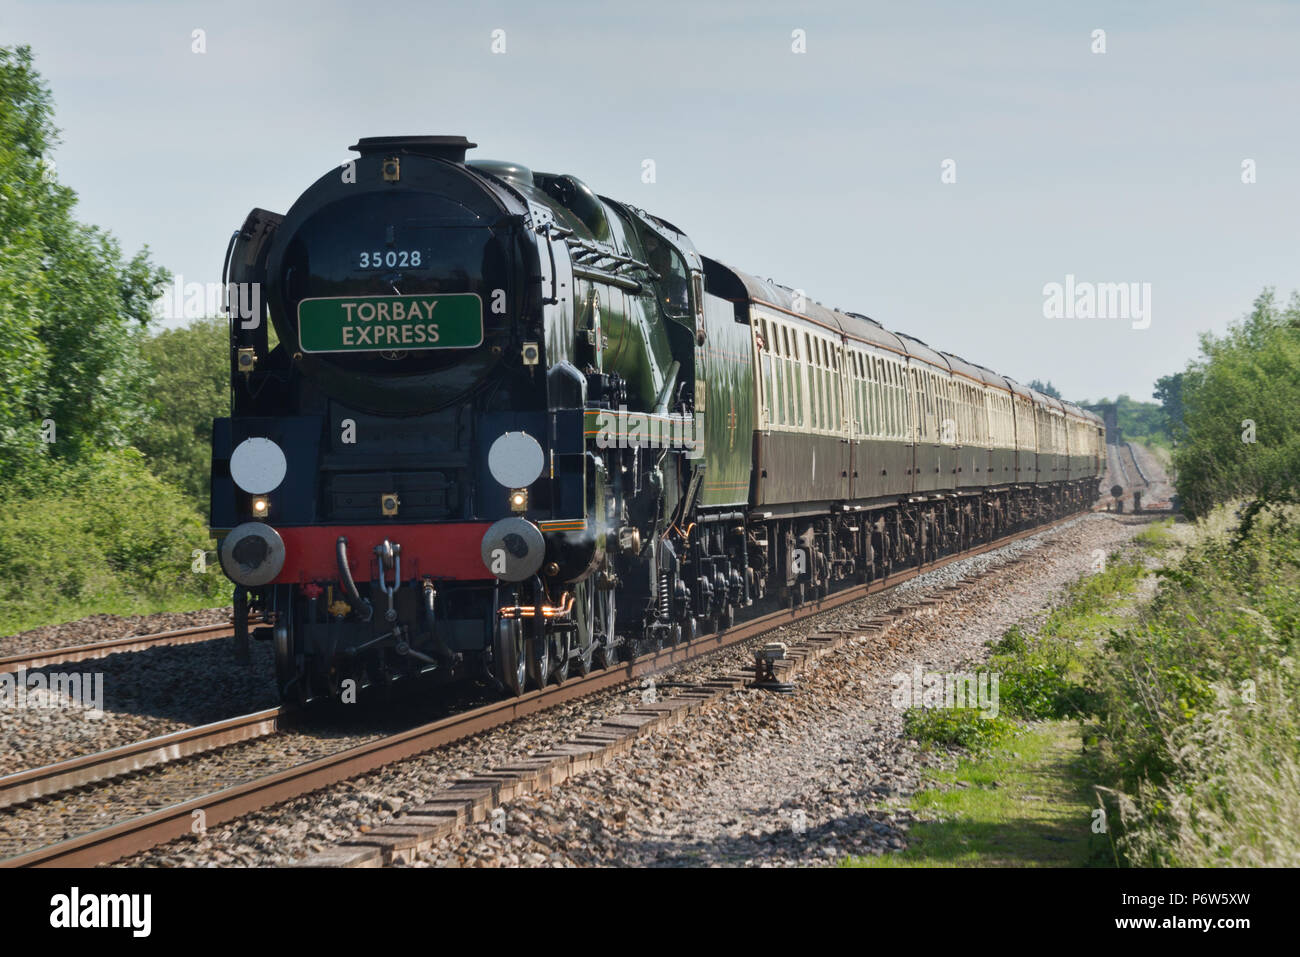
[0,45,167,481]
[1153,372,1185,442]
[1171,288,1300,518]
[1027,378,1062,399]
[131,317,229,507]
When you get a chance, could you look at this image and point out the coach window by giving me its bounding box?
[891,362,900,438]
[769,324,781,425]
[829,350,837,431]
[872,359,882,438]
[833,348,843,430]
[884,360,895,438]
[817,340,828,431]
[812,340,823,431]
[812,337,823,432]
[855,355,865,435]
[760,336,774,427]
[868,358,879,437]
[823,343,832,431]
[786,330,798,427]
[861,356,871,437]
[885,363,893,438]
[915,371,927,440]
[775,327,785,426]
[808,339,818,430]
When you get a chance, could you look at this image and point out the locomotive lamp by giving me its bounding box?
[381,493,400,516]
[521,341,539,365]
[251,496,270,518]
[237,347,256,375]
[230,437,287,494]
[509,488,529,512]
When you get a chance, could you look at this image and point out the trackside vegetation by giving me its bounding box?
[848,285,1300,868]
[850,512,1299,868]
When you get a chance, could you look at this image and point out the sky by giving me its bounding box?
[4,0,1298,403]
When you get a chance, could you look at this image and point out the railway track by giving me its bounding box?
[1123,442,1150,486]
[1118,442,1148,488]
[0,621,235,676]
[0,510,1087,868]
[0,708,288,811]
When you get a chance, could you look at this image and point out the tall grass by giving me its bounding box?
[1088,505,1300,865]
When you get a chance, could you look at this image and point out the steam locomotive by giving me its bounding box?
[211,135,1104,704]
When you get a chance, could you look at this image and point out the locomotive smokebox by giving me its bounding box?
[261,134,527,415]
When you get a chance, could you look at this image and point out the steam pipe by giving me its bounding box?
[336,536,373,622]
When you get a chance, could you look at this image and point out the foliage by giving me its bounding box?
[131,316,228,508]
[0,44,167,482]
[1167,288,1300,518]
[1026,378,1061,399]
[0,449,230,635]
[1152,372,1185,442]
[1086,506,1300,866]
[1081,394,1173,447]
[903,705,1018,753]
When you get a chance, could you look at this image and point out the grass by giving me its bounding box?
[845,721,1111,867]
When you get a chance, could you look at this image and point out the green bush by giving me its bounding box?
[903,705,1019,753]
[131,316,228,509]
[1167,289,1300,518]
[0,449,230,634]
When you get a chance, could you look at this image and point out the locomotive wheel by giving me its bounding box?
[526,632,550,690]
[274,617,311,707]
[495,618,527,697]
[233,587,250,664]
[572,581,597,676]
[595,586,619,670]
[574,631,593,676]
[551,631,571,684]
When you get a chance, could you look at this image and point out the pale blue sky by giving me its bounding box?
[4,0,1298,401]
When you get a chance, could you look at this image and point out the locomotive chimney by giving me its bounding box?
[348,135,477,163]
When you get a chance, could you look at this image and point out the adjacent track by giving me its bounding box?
[0,622,235,676]
[1,510,1087,868]
[0,708,288,811]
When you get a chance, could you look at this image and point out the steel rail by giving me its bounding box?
[0,707,289,810]
[0,622,235,676]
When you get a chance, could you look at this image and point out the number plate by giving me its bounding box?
[297,293,484,353]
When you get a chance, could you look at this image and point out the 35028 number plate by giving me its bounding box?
[297,293,484,353]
